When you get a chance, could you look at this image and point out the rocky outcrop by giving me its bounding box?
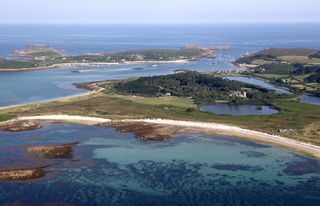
[0,168,45,181]
[27,143,78,159]
[107,122,189,141]
[0,120,45,132]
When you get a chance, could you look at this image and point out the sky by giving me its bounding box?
[1,0,320,24]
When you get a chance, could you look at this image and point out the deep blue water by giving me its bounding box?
[0,24,320,106]
[0,123,320,206]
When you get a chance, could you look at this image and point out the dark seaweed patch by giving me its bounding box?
[211,164,264,172]
[283,158,320,175]
[240,151,266,158]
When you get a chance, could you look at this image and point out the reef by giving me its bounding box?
[0,168,45,181]
[27,143,78,159]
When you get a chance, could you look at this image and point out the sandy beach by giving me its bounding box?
[3,115,320,158]
[18,115,111,125]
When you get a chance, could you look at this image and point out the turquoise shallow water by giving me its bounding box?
[0,123,319,205]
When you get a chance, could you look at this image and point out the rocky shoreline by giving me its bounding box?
[0,120,46,132]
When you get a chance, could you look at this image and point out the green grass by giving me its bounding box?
[255,73,289,79]
[257,48,317,57]
[0,60,36,69]
[261,63,294,75]
[280,56,320,64]
[0,114,13,122]
[108,94,197,109]
[30,51,62,57]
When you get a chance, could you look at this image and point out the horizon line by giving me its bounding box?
[1,21,320,25]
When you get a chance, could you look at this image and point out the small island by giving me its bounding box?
[0,44,221,72]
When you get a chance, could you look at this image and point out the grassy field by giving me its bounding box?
[0,60,36,69]
[108,94,197,109]
[251,59,274,65]
[0,114,14,122]
[280,56,320,65]
[257,48,317,57]
[30,51,62,57]
[254,73,290,79]
[1,92,319,145]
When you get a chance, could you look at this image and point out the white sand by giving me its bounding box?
[7,115,320,158]
[18,115,111,125]
[126,119,320,156]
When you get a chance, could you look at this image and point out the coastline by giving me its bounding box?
[3,115,320,158]
[0,59,190,72]
[0,87,103,111]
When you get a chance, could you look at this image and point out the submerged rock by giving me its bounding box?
[27,143,78,159]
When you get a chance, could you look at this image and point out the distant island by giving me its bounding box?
[0,44,224,71]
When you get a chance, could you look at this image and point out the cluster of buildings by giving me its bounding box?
[215,69,244,75]
[229,91,247,98]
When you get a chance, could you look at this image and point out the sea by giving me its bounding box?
[0,24,320,206]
